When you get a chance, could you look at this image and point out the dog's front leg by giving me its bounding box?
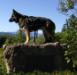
[24,29,30,44]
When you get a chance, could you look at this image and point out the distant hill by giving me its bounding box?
[0,32,36,37]
[0,32,16,36]
[0,31,42,37]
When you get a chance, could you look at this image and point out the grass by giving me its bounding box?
[0,48,6,75]
[0,48,77,75]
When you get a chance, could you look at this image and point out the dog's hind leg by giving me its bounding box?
[42,27,49,43]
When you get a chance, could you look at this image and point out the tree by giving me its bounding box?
[59,14,77,70]
[62,14,77,31]
[58,0,77,15]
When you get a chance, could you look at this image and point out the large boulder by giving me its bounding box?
[3,42,65,74]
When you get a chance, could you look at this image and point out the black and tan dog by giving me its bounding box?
[9,9,55,44]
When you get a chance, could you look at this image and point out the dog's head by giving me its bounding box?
[9,9,19,23]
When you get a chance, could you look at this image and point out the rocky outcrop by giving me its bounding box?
[3,42,65,74]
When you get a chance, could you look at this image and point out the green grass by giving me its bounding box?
[3,71,77,75]
[0,48,6,75]
[0,48,77,75]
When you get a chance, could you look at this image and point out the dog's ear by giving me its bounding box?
[13,9,16,13]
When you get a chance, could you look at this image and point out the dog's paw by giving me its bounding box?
[24,41,29,44]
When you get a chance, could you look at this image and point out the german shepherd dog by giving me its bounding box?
[9,9,55,44]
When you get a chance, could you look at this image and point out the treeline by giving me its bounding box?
[0,30,25,48]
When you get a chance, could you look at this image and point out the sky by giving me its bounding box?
[0,0,67,32]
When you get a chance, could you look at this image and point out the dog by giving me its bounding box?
[9,9,55,44]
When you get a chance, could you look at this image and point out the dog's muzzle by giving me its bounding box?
[9,18,14,22]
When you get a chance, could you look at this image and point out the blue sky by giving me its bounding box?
[0,0,66,32]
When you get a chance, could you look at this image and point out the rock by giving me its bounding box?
[3,42,65,74]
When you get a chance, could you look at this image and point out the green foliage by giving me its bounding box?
[56,14,77,69]
[0,48,7,75]
[34,35,45,44]
[59,0,68,12]
[0,36,6,48]
[0,33,18,47]
[55,32,68,43]
[62,15,77,31]
[67,0,74,9]
[30,35,45,44]
[1,30,25,47]
[58,0,77,15]
[15,30,25,43]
